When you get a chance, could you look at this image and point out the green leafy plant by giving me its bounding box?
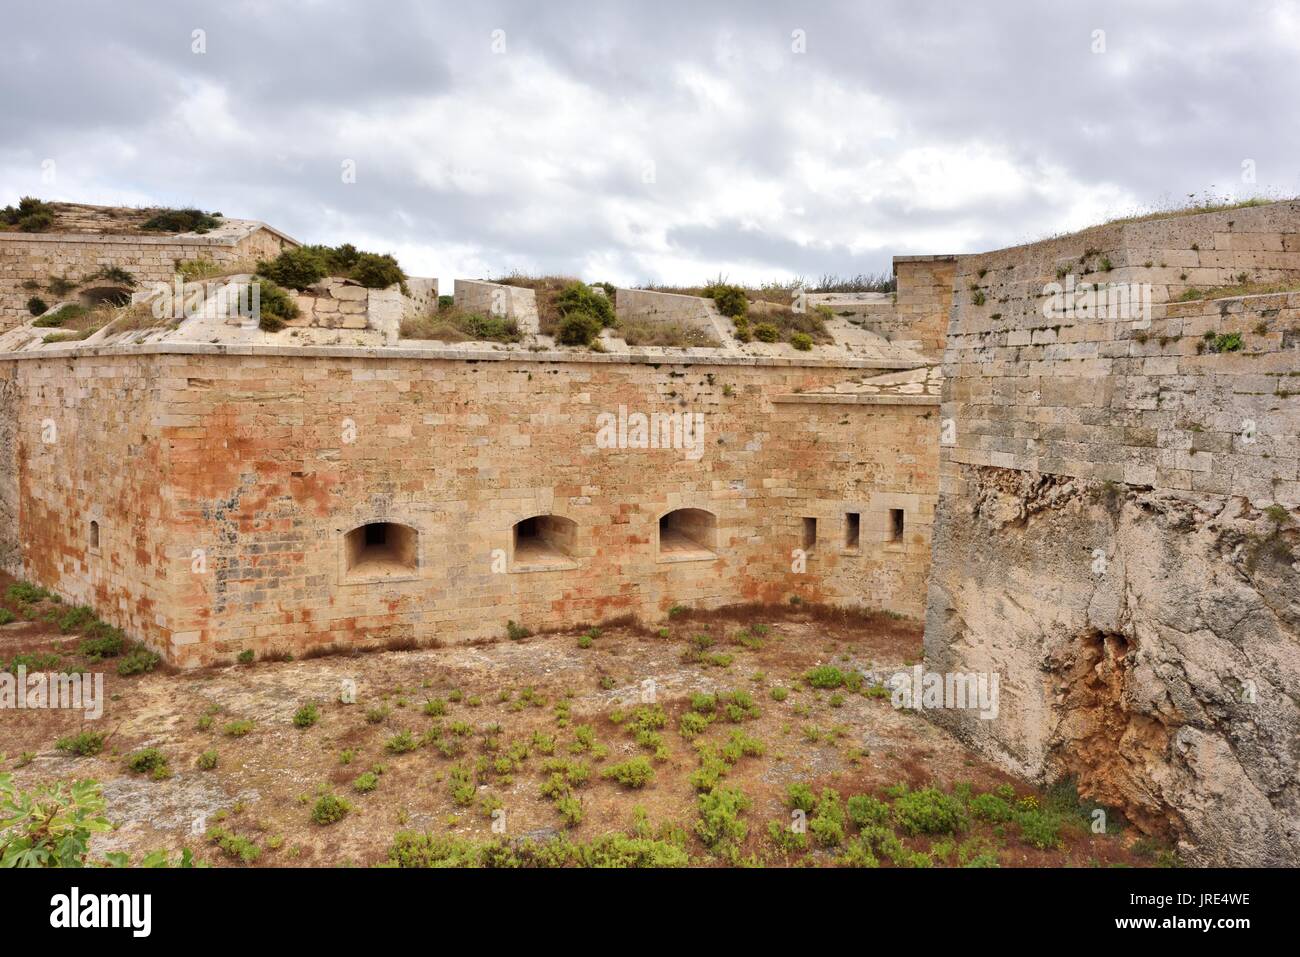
[602,756,654,788]
[251,278,299,332]
[55,731,105,757]
[311,793,352,825]
[805,665,846,688]
[124,748,170,780]
[556,311,603,346]
[0,769,112,867]
[293,703,320,728]
[704,283,748,319]
[892,787,968,835]
[695,785,751,851]
[116,644,160,676]
[141,208,221,233]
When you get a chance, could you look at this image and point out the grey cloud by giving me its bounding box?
[1,0,1295,285]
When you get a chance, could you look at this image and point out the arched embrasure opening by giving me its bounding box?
[512,515,578,570]
[344,522,419,580]
[658,508,718,561]
[79,286,133,308]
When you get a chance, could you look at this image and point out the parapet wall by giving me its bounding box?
[0,346,937,667]
[924,201,1300,866]
[0,224,295,331]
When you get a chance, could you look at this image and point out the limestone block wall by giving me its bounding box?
[454,280,539,335]
[0,354,174,648]
[402,277,439,319]
[614,288,732,343]
[0,225,295,331]
[289,279,380,332]
[924,202,1300,866]
[892,256,956,358]
[0,347,937,668]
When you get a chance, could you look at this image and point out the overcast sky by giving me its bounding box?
[2,1,1297,288]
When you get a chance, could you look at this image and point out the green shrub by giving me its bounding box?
[809,788,847,847]
[348,252,405,289]
[256,247,326,290]
[423,698,447,717]
[125,748,170,779]
[753,322,779,343]
[506,620,532,641]
[705,284,748,319]
[448,764,477,806]
[116,645,160,676]
[555,795,583,827]
[141,208,221,233]
[0,610,14,626]
[805,665,846,688]
[556,311,602,346]
[196,749,218,770]
[33,304,84,328]
[767,820,809,852]
[311,793,352,825]
[78,625,125,659]
[602,756,654,788]
[695,786,751,850]
[555,281,614,327]
[785,781,817,812]
[892,787,967,835]
[720,690,759,722]
[223,720,254,737]
[293,703,320,728]
[1015,809,1063,849]
[206,825,260,864]
[55,731,104,757]
[237,649,254,664]
[790,332,813,351]
[353,771,379,793]
[2,197,56,233]
[846,794,891,829]
[252,278,299,332]
[385,730,419,753]
[969,792,1014,822]
[6,582,52,604]
[678,711,712,739]
[1210,331,1243,353]
[58,605,95,633]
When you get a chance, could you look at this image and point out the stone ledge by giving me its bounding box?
[0,340,926,371]
[771,392,941,406]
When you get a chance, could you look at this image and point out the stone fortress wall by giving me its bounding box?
[0,348,938,669]
[3,197,1296,865]
[0,216,295,330]
[923,201,1300,865]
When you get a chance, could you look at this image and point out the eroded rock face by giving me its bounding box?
[924,464,1300,865]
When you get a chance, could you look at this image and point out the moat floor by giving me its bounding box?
[0,592,1172,867]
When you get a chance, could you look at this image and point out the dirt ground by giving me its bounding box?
[0,581,1173,868]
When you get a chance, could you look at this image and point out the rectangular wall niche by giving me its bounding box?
[802,517,817,550]
[844,512,860,550]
